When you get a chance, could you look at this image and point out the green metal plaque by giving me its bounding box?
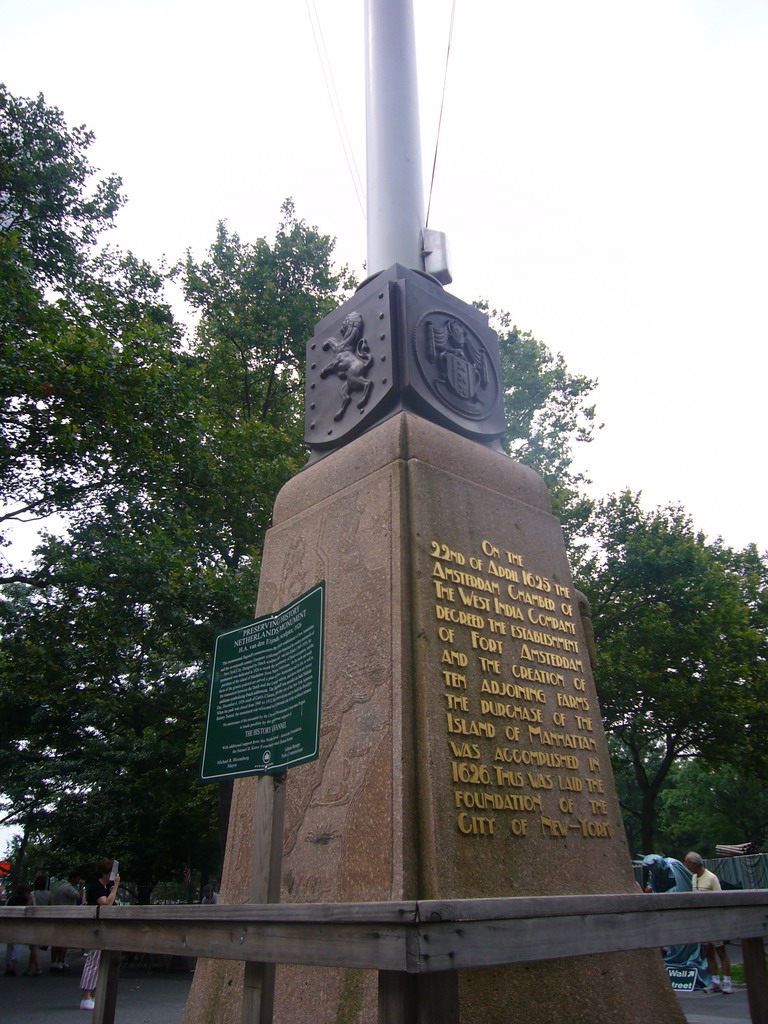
[200,582,325,782]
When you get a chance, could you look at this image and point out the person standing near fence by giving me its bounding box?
[79,859,120,1011]
[200,881,219,904]
[27,875,54,976]
[51,870,82,971]
[4,883,31,976]
[684,851,733,994]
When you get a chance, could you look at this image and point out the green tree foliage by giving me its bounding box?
[480,304,599,543]
[0,205,351,886]
[0,82,186,584]
[577,492,768,854]
[654,760,768,858]
[182,206,353,426]
[0,83,123,317]
[176,207,355,572]
[0,87,352,890]
[0,533,223,890]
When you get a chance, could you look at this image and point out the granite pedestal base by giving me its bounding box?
[183,413,683,1024]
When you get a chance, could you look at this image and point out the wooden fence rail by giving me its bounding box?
[2,891,768,1024]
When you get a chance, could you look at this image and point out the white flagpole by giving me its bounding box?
[364,0,426,276]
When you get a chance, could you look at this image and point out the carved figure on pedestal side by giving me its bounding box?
[320,311,374,420]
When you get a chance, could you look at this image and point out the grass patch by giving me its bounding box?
[729,960,768,984]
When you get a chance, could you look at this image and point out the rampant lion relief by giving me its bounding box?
[319,311,374,421]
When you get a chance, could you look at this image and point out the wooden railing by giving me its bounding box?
[2,890,768,1024]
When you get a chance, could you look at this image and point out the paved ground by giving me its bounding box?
[678,985,753,1024]
[1,949,193,1024]
[675,940,752,1024]
[0,945,757,1023]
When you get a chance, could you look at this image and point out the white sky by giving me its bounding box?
[2,0,767,563]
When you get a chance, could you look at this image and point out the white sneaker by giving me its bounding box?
[722,978,733,994]
[80,998,95,1010]
[705,981,722,993]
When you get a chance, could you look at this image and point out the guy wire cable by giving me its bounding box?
[426,0,457,229]
[304,0,367,220]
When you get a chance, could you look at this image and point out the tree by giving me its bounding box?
[0,83,124,322]
[577,491,768,853]
[175,204,355,574]
[1,83,188,585]
[481,304,599,546]
[655,760,768,859]
[0,89,355,890]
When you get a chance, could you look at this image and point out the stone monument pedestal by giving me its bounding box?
[184,411,684,1024]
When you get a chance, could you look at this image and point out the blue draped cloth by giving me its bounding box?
[640,855,712,988]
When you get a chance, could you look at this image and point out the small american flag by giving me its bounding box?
[183,865,191,884]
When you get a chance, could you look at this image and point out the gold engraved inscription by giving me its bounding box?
[446,714,495,737]
[431,536,613,840]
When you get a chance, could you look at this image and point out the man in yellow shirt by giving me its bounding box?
[684,852,732,994]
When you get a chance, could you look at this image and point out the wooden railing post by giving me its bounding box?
[378,970,460,1024]
[92,949,121,1024]
[416,972,460,1024]
[742,936,768,1024]
[241,771,287,1024]
[243,962,275,1024]
[379,970,417,1024]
